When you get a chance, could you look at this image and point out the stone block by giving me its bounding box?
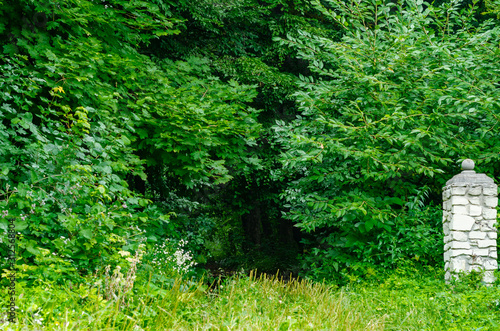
[468,196,481,205]
[451,205,467,214]
[471,255,483,264]
[443,222,450,235]
[489,250,498,259]
[483,271,495,284]
[451,186,468,195]
[485,197,498,208]
[469,205,482,216]
[483,186,498,196]
[449,259,466,272]
[481,222,494,231]
[450,214,475,231]
[444,250,451,261]
[483,208,497,220]
[478,240,497,248]
[468,185,482,196]
[484,260,498,270]
[444,200,452,211]
[488,220,497,228]
[469,231,486,240]
[451,196,469,205]
[472,248,489,256]
[488,232,497,240]
[443,189,452,199]
[450,249,472,257]
[451,232,468,241]
[443,211,450,221]
[450,241,471,249]
[470,264,483,272]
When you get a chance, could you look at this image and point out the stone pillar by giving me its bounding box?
[442,159,498,284]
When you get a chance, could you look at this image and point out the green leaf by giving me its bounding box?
[80,228,93,239]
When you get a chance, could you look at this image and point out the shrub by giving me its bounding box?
[273,0,500,280]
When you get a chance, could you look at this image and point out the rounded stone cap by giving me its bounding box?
[462,159,475,171]
[446,159,495,186]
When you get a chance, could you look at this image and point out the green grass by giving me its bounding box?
[1,268,500,330]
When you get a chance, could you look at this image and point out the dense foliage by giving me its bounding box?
[0,0,499,292]
[0,0,261,284]
[273,0,500,280]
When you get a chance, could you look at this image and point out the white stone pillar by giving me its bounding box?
[442,159,498,284]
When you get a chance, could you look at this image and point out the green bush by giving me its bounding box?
[0,0,261,284]
[273,0,500,281]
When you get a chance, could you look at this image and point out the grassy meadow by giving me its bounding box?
[1,266,500,331]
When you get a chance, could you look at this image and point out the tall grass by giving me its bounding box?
[1,268,500,330]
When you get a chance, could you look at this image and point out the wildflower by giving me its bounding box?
[1,210,7,218]
[118,251,131,257]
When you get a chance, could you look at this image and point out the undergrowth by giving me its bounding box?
[1,263,500,330]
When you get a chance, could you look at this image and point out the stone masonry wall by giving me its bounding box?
[442,159,498,284]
